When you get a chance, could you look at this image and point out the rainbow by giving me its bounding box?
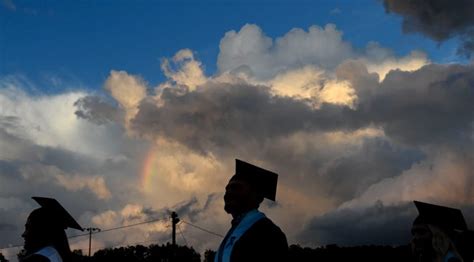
[141,147,159,192]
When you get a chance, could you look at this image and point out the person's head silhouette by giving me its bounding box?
[224,159,277,218]
[412,201,466,262]
[22,197,83,262]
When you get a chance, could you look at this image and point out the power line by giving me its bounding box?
[75,222,173,255]
[0,216,168,251]
[96,217,167,235]
[0,216,223,252]
[180,220,224,238]
[177,223,188,246]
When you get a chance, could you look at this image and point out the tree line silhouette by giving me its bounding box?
[2,242,416,262]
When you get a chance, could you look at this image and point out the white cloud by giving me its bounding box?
[0,81,131,160]
[362,43,430,81]
[216,24,428,108]
[18,163,111,200]
[266,65,357,108]
[55,174,111,200]
[104,70,147,130]
[160,49,207,91]
[92,210,120,228]
[218,24,354,80]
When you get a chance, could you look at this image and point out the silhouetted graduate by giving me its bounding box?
[215,159,288,262]
[411,201,468,262]
[21,197,83,262]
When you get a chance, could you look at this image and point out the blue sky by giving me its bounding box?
[1,0,474,260]
[1,0,462,91]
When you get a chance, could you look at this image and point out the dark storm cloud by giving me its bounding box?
[131,82,362,154]
[173,194,219,223]
[302,201,474,247]
[299,201,415,246]
[125,194,218,224]
[365,63,474,147]
[383,0,474,56]
[333,61,474,147]
[127,62,474,157]
[75,95,122,125]
[244,133,425,205]
[321,138,424,201]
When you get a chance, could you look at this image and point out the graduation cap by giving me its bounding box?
[414,201,468,232]
[32,197,84,231]
[232,159,278,201]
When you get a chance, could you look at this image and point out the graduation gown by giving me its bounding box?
[222,216,288,262]
[21,246,63,262]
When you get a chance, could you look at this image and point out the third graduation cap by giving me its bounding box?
[32,196,84,231]
[233,159,278,201]
[414,201,468,231]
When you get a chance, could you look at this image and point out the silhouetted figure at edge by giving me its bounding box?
[411,201,468,262]
[21,197,84,262]
[215,159,288,262]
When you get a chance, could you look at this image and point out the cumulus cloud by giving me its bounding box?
[362,42,430,81]
[217,24,354,79]
[139,138,226,196]
[54,173,111,200]
[215,24,429,113]
[265,65,357,108]
[160,49,207,91]
[104,70,147,130]
[217,24,428,83]
[383,0,474,57]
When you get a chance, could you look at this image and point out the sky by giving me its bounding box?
[1,0,474,260]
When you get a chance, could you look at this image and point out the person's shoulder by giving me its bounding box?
[256,217,284,232]
[249,216,287,241]
[236,216,288,261]
[21,254,50,262]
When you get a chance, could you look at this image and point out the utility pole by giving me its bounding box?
[86,227,101,256]
[171,212,180,246]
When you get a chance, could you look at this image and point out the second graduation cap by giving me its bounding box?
[414,201,468,231]
[32,196,84,231]
[233,159,278,201]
